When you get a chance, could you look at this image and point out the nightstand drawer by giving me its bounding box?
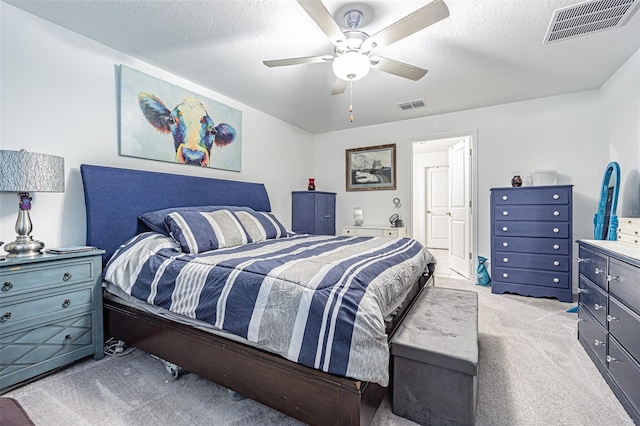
[0,287,93,331]
[0,313,94,389]
[0,260,94,295]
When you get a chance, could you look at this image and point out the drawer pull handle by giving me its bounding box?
[502,211,509,216]
[577,288,588,294]
[63,272,72,281]
[606,355,618,363]
[503,258,509,263]
[594,268,604,275]
[607,275,620,282]
[594,339,605,347]
[1,282,12,291]
[62,299,71,308]
[594,304,605,311]
[324,215,330,218]
[577,318,585,323]
[553,244,560,250]
[502,273,509,278]
[553,194,559,200]
[607,315,619,322]
[502,227,508,232]
[553,277,560,283]
[553,228,559,233]
[553,261,560,266]
[502,195,508,201]
[63,334,72,345]
[502,242,508,247]
[0,312,11,322]
[577,257,587,263]
[553,211,560,216]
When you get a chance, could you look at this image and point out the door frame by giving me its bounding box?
[410,130,478,275]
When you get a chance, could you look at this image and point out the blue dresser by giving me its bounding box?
[577,240,640,424]
[0,250,104,391]
[490,185,573,302]
[292,191,336,235]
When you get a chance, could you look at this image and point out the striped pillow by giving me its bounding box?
[235,210,288,243]
[165,209,252,254]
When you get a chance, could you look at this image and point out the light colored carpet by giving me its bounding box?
[4,276,634,425]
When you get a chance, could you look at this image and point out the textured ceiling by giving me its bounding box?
[6,0,640,134]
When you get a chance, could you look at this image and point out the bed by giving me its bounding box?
[81,164,436,426]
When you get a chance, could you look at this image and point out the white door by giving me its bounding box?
[426,166,449,248]
[448,139,471,279]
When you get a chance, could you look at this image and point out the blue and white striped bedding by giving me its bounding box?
[103,232,435,386]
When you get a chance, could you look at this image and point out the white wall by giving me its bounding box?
[0,4,315,249]
[314,90,607,268]
[600,48,640,219]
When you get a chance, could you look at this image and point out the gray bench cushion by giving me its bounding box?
[391,286,478,376]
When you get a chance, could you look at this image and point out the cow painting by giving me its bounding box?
[138,92,236,167]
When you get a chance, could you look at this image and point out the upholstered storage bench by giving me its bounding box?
[391,286,479,426]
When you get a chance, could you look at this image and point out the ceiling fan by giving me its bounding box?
[263,0,450,95]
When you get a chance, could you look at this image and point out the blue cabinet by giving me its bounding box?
[490,185,573,302]
[0,250,104,391]
[577,240,640,424]
[292,191,336,235]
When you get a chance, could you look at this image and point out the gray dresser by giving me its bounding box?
[490,185,573,302]
[577,239,640,424]
[0,250,104,391]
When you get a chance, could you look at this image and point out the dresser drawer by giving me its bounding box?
[0,260,95,295]
[608,258,640,315]
[578,276,608,327]
[493,236,569,255]
[492,187,570,205]
[577,246,608,290]
[495,267,570,289]
[609,296,640,364]
[494,221,569,238]
[494,252,569,272]
[578,307,608,367]
[494,205,569,222]
[0,287,93,332]
[608,337,640,415]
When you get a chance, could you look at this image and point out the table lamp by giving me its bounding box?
[0,149,65,257]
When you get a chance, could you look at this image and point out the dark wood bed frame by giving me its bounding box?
[81,164,435,425]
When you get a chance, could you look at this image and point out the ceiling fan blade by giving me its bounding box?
[263,55,333,67]
[362,0,449,52]
[297,0,346,46]
[370,56,428,81]
[331,78,347,95]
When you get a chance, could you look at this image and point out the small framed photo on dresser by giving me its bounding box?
[345,143,396,191]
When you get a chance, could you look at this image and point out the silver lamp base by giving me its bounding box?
[4,236,45,258]
[4,192,45,257]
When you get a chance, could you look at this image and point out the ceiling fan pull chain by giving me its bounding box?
[349,81,354,123]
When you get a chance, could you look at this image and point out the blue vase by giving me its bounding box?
[476,256,491,286]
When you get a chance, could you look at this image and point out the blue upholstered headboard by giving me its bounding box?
[80,164,272,265]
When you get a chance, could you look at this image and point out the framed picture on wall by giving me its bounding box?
[345,144,396,191]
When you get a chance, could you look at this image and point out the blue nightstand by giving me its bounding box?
[0,250,105,391]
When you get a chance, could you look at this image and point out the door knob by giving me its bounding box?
[446,211,452,216]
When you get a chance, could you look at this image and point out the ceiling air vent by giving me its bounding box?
[398,99,426,111]
[544,0,639,43]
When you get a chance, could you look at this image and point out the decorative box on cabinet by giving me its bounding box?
[292,191,336,235]
[577,240,640,424]
[0,250,105,391]
[342,226,407,237]
[490,185,573,302]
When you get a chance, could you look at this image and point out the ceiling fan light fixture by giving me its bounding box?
[332,51,370,81]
